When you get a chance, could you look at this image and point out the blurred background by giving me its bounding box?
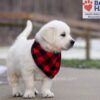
[0,0,100,83]
[0,1,100,99]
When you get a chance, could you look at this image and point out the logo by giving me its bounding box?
[82,0,100,19]
[83,0,93,11]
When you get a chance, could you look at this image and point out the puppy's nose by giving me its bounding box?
[70,40,75,45]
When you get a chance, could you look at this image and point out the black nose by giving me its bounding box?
[70,40,75,45]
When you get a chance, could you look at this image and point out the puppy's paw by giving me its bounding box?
[13,91,22,97]
[34,88,39,96]
[23,90,35,99]
[41,90,54,98]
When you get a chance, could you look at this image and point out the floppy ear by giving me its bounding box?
[41,27,56,44]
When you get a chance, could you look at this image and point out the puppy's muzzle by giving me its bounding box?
[64,40,75,50]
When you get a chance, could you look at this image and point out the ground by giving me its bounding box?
[0,67,100,100]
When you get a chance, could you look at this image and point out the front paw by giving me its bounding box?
[41,90,54,98]
[13,91,22,97]
[23,90,35,99]
[34,88,39,96]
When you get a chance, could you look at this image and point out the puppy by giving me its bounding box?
[7,20,75,98]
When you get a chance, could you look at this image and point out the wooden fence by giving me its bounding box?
[0,12,100,60]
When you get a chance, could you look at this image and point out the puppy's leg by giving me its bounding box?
[41,78,54,98]
[22,70,35,98]
[8,73,22,97]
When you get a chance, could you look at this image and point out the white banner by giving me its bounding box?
[83,0,100,19]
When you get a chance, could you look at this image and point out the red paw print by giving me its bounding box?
[83,0,93,11]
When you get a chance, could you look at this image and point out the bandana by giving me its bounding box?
[31,41,61,79]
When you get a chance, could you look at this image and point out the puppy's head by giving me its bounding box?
[35,20,75,52]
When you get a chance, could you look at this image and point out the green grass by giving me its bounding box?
[1,59,100,69]
[61,60,100,69]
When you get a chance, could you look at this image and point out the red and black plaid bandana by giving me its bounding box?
[31,41,61,79]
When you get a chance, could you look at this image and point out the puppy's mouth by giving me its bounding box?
[62,43,75,50]
[62,46,72,50]
[67,44,74,49]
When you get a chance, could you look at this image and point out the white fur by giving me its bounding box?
[7,20,74,98]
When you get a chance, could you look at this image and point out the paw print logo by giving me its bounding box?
[83,0,93,11]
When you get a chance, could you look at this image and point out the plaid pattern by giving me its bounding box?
[31,41,61,79]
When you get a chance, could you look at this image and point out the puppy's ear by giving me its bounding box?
[41,27,56,44]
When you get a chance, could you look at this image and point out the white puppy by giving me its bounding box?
[7,20,74,98]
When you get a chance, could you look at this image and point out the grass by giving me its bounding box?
[61,60,100,69]
[1,59,100,69]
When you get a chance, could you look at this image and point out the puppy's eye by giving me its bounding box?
[61,33,66,37]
